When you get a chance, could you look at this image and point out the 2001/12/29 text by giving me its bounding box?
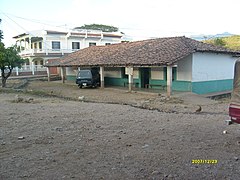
[192,159,218,164]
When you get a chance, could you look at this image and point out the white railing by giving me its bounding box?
[19,49,78,56]
[0,65,47,77]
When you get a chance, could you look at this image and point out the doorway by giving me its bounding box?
[140,68,150,88]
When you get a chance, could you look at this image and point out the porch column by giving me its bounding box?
[47,67,51,81]
[128,66,133,92]
[29,37,33,55]
[167,65,173,97]
[100,66,104,88]
[19,40,22,52]
[29,37,31,49]
[24,63,27,70]
[31,61,35,75]
[24,39,27,50]
[61,67,66,83]
[16,67,19,76]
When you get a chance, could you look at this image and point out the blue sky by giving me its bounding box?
[1,0,240,46]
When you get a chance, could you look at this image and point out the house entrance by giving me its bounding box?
[140,68,150,88]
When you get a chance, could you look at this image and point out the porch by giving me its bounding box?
[47,66,191,97]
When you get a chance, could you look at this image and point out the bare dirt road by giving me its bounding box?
[1,84,240,179]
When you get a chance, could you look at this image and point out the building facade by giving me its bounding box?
[99,52,237,94]
[46,36,240,95]
[13,29,123,75]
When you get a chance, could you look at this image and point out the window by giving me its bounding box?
[34,43,37,49]
[39,42,42,50]
[89,42,96,47]
[172,67,177,81]
[105,43,111,46]
[52,41,61,50]
[72,42,80,50]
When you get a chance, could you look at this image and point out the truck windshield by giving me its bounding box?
[78,70,92,78]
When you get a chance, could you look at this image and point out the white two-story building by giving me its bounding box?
[13,29,123,76]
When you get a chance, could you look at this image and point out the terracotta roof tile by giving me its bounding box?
[46,36,240,67]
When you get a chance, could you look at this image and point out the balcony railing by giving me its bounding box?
[19,49,79,56]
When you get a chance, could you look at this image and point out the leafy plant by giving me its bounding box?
[74,24,119,32]
[0,44,26,87]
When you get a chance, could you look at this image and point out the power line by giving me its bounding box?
[0,12,66,28]
[0,12,52,49]
[1,11,199,37]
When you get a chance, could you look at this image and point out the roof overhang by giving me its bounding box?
[13,33,29,39]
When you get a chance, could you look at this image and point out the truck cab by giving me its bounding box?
[76,69,100,88]
[229,59,240,124]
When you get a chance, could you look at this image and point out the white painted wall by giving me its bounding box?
[104,67,122,78]
[151,67,164,80]
[45,35,122,51]
[66,67,78,75]
[133,67,139,78]
[192,52,237,82]
[177,54,192,81]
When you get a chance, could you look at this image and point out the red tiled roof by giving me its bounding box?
[46,36,240,67]
[103,34,122,38]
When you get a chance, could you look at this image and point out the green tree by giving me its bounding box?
[74,24,119,32]
[0,19,3,42]
[213,38,226,47]
[0,43,25,87]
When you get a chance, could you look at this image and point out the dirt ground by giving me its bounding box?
[1,80,240,179]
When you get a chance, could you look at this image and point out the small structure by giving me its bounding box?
[45,36,240,96]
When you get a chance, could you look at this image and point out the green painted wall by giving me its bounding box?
[66,75,76,82]
[104,77,140,87]
[149,79,166,86]
[173,81,192,91]
[192,79,233,94]
[104,77,126,86]
[149,79,192,91]
[67,72,233,95]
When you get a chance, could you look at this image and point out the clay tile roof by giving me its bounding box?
[46,36,240,67]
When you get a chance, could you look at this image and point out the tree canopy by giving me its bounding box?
[0,19,3,42]
[0,19,25,87]
[0,44,25,87]
[205,36,240,50]
[74,24,119,32]
[213,38,226,47]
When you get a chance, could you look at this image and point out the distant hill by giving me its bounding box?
[191,32,234,41]
[204,35,240,51]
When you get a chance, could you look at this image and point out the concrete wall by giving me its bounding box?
[192,52,236,82]
[45,35,121,51]
[151,67,164,80]
[66,67,78,76]
[104,67,122,78]
[191,52,238,94]
[44,35,67,50]
[177,54,192,81]
[133,67,139,78]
